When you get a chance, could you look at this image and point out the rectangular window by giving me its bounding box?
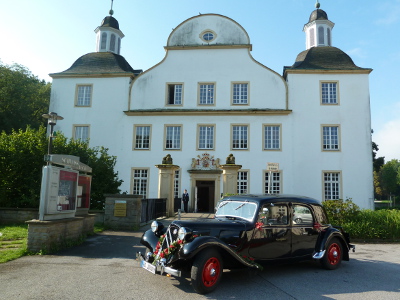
[199,83,215,105]
[73,125,89,142]
[237,171,248,194]
[132,169,148,197]
[232,83,248,104]
[322,125,340,151]
[198,125,214,150]
[264,125,281,150]
[232,125,248,149]
[76,85,92,107]
[324,172,341,200]
[321,82,338,104]
[264,171,281,194]
[165,125,181,150]
[134,125,150,150]
[174,170,180,199]
[167,84,183,105]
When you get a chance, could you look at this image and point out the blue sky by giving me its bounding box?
[1,0,399,161]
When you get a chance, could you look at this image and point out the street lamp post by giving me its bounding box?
[42,112,63,163]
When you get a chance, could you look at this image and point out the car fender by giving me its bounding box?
[315,228,349,261]
[178,236,260,269]
[140,229,165,251]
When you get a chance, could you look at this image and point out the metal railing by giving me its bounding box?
[141,198,167,223]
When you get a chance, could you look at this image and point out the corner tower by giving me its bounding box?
[94,2,124,54]
[303,0,334,49]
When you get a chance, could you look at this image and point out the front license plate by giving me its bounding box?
[140,260,156,274]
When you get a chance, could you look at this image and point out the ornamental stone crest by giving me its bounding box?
[191,153,220,170]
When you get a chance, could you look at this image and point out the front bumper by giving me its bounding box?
[136,251,181,277]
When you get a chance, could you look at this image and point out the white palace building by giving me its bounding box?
[49,4,374,212]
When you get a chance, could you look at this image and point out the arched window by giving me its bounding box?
[117,38,121,54]
[310,28,315,47]
[101,32,107,50]
[318,26,324,45]
[110,34,116,52]
[327,28,331,46]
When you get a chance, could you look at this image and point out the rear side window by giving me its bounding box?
[293,205,314,226]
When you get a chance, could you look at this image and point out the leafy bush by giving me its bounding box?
[323,198,361,225]
[323,199,400,241]
[345,209,400,241]
[0,126,122,209]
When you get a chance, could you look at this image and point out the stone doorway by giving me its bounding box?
[196,180,215,212]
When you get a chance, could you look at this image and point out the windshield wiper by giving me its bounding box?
[234,201,248,210]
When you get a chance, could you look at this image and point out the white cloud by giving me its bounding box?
[374,118,400,161]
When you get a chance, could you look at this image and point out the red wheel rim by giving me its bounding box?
[202,257,221,287]
[327,243,341,265]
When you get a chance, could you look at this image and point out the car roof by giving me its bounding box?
[222,194,322,206]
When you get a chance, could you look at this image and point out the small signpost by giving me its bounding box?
[114,200,127,217]
[39,154,92,221]
[267,163,280,194]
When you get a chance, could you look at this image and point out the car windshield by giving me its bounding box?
[215,200,257,221]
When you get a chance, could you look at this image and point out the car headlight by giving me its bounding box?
[151,221,164,233]
[178,227,192,241]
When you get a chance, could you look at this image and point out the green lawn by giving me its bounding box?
[0,223,105,263]
[0,224,28,263]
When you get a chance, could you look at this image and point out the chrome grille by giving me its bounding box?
[162,224,180,251]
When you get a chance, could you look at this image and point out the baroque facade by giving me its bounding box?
[49,5,374,211]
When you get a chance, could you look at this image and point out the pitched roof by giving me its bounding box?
[50,52,141,77]
[284,46,371,72]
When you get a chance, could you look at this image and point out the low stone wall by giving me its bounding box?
[0,208,39,224]
[26,215,95,253]
[104,194,142,230]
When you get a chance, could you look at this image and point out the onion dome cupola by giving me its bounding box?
[94,2,124,55]
[303,1,334,49]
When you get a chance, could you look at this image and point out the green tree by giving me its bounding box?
[0,62,51,133]
[379,159,400,199]
[372,141,385,173]
[0,126,122,209]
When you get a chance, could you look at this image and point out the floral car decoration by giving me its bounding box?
[137,194,355,295]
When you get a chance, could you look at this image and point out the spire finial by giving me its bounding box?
[315,0,320,9]
[109,0,114,16]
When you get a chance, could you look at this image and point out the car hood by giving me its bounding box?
[171,217,253,237]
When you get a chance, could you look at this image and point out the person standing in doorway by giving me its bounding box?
[182,189,189,213]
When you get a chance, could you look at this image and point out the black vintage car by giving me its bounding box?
[137,194,355,294]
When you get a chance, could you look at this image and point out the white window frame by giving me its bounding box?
[237,170,249,194]
[322,125,340,151]
[198,125,215,150]
[75,85,92,107]
[132,168,149,197]
[232,124,249,150]
[165,125,182,150]
[133,125,151,150]
[321,81,339,105]
[323,171,342,200]
[166,83,183,105]
[174,169,180,199]
[263,124,281,150]
[198,83,215,105]
[232,82,249,105]
[264,171,282,194]
[73,125,90,143]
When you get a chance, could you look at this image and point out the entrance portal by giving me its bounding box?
[196,181,215,212]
